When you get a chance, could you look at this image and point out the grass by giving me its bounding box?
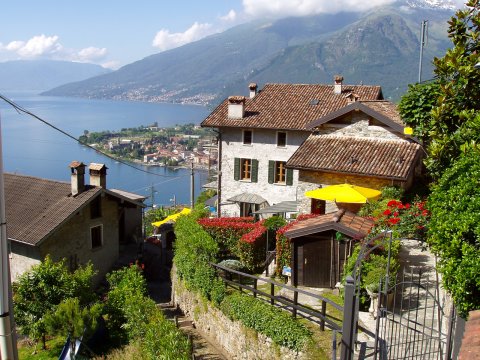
[18,336,65,360]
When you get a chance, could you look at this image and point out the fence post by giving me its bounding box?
[253,279,257,298]
[239,274,243,293]
[320,300,326,331]
[270,283,275,305]
[292,291,298,318]
[340,275,356,360]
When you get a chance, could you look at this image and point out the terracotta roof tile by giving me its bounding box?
[284,210,374,239]
[5,173,102,246]
[201,83,383,131]
[360,100,404,127]
[287,135,421,180]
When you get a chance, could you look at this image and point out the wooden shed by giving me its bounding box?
[284,210,374,288]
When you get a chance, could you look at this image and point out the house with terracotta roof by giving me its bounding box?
[5,161,145,284]
[202,76,421,218]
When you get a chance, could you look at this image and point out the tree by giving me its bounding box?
[427,149,480,316]
[426,0,480,179]
[45,298,102,359]
[13,256,96,349]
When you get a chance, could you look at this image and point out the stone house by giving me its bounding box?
[287,99,423,214]
[5,161,145,284]
[201,77,388,217]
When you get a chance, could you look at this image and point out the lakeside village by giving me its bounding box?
[79,122,218,169]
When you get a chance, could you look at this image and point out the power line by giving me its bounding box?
[0,93,186,178]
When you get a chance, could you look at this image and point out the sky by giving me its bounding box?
[0,0,465,70]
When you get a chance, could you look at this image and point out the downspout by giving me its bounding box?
[216,131,222,218]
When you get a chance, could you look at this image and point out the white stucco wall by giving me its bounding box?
[220,128,310,217]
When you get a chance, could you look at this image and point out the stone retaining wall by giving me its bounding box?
[172,268,308,360]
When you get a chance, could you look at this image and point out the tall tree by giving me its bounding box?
[426,0,480,179]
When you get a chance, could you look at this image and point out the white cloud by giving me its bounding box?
[101,60,120,70]
[0,34,110,65]
[242,0,397,18]
[152,22,216,52]
[76,46,108,61]
[220,9,237,22]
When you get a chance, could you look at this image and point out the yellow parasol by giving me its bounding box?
[152,207,191,227]
[305,184,381,204]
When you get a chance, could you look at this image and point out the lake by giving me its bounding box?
[0,92,212,207]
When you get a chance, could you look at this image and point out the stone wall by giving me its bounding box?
[172,268,309,360]
[9,242,41,282]
[39,194,119,285]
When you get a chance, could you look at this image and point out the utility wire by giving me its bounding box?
[0,93,190,178]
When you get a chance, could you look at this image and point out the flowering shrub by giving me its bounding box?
[275,214,320,276]
[372,198,429,240]
[238,222,267,271]
[198,217,257,256]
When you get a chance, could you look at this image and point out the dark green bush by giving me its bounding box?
[428,150,480,316]
[221,293,311,351]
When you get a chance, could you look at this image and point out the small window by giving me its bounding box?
[243,130,252,145]
[91,225,103,249]
[240,158,252,180]
[90,197,102,219]
[274,161,287,184]
[277,132,287,147]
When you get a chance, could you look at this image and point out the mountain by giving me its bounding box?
[0,60,111,91]
[43,2,454,104]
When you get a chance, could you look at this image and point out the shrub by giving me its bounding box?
[427,150,480,316]
[221,293,312,351]
[238,221,267,271]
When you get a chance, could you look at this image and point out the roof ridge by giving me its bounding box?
[5,172,70,186]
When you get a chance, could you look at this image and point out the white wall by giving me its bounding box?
[220,128,309,217]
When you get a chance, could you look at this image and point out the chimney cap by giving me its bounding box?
[228,96,246,104]
[248,83,257,90]
[69,161,86,169]
[334,75,344,83]
[89,163,108,171]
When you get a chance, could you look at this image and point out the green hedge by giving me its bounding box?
[174,211,226,305]
[221,293,311,351]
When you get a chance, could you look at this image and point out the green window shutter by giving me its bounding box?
[286,168,294,186]
[268,160,275,184]
[251,159,259,183]
[234,158,240,181]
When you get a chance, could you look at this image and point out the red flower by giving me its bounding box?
[405,203,411,209]
[387,200,398,207]
[388,217,401,225]
[397,204,404,210]
[422,210,429,217]
[383,209,392,216]
[393,211,399,217]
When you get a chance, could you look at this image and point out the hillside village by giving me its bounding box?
[2,2,480,360]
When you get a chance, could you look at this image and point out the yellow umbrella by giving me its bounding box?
[152,207,191,227]
[305,184,381,204]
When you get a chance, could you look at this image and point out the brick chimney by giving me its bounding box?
[69,161,86,196]
[249,83,258,99]
[227,96,246,119]
[334,75,344,95]
[89,163,107,189]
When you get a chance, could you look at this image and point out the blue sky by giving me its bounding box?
[0,0,464,69]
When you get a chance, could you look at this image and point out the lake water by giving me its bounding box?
[0,91,212,207]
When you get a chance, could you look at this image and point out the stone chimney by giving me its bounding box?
[69,161,86,196]
[334,75,344,95]
[249,83,258,99]
[227,96,246,119]
[89,163,107,189]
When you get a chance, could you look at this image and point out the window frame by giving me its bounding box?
[90,224,103,250]
[276,131,287,147]
[274,161,287,184]
[243,129,253,145]
[240,158,252,181]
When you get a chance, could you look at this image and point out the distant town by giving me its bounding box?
[79,122,218,168]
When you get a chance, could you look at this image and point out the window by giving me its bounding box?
[240,202,259,217]
[90,196,102,219]
[277,132,287,147]
[91,225,103,249]
[234,158,258,182]
[268,160,293,185]
[243,130,252,145]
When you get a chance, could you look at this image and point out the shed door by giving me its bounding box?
[303,237,331,287]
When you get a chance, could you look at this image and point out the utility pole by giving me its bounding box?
[190,161,194,209]
[0,115,18,360]
[418,20,428,83]
[149,184,157,208]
